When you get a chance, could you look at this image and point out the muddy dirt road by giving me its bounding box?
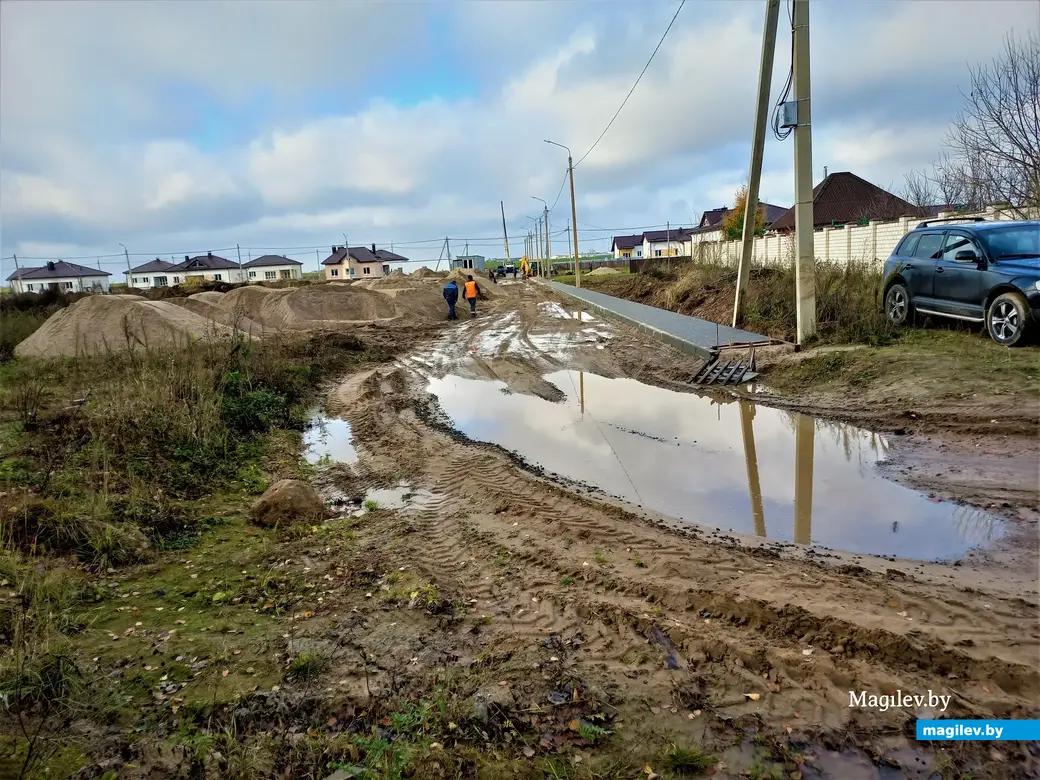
[309,280,1039,778]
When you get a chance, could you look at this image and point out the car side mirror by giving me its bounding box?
[955,250,979,262]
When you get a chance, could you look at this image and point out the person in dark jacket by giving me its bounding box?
[442,279,459,319]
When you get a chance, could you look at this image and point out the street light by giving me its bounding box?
[544,140,580,288]
[532,196,549,277]
[118,242,130,287]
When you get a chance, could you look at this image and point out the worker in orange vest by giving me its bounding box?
[463,275,480,316]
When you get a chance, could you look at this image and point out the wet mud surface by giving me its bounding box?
[304,282,1040,777]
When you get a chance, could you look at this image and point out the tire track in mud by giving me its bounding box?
[323,304,1040,743]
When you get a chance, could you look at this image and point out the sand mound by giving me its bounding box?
[112,294,147,301]
[588,266,620,276]
[386,287,448,321]
[445,268,504,297]
[190,291,226,304]
[218,284,398,330]
[412,267,447,280]
[16,296,249,358]
[171,297,267,334]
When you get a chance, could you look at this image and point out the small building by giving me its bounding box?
[166,252,246,284]
[611,235,643,259]
[7,261,112,294]
[243,255,304,282]
[451,254,486,271]
[642,228,693,258]
[126,258,177,288]
[322,244,409,280]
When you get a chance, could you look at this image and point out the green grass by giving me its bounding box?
[661,743,717,775]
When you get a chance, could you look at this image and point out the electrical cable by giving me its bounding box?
[770,0,796,142]
[573,0,686,169]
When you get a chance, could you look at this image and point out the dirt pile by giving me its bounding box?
[218,285,398,330]
[412,267,447,280]
[445,268,505,298]
[15,295,249,358]
[171,292,267,333]
[587,266,620,276]
[250,479,326,528]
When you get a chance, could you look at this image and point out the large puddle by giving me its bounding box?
[426,370,1003,560]
[304,414,357,465]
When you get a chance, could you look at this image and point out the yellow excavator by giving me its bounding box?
[519,256,532,277]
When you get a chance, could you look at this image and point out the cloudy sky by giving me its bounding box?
[1,0,1037,276]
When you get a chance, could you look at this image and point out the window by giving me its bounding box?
[213,274,222,281]
[265,271,276,280]
[636,250,643,258]
[132,277,141,284]
[912,233,945,260]
[349,267,356,278]
[154,276,168,287]
[331,268,340,277]
[941,233,979,262]
[280,269,292,279]
[895,234,920,257]
[654,249,663,257]
[363,266,371,275]
[173,277,181,284]
[248,271,257,279]
[25,284,33,292]
[978,225,1040,260]
[62,281,74,290]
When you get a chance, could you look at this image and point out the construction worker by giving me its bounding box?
[488,268,497,285]
[442,278,459,320]
[463,275,480,317]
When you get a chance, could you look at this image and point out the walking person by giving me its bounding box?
[463,274,480,317]
[442,278,459,320]
[488,268,497,285]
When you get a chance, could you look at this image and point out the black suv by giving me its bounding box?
[882,218,1040,346]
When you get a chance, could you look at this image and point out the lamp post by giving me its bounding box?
[532,196,549,277]
[118,242,130,287]
[544,140,579,288]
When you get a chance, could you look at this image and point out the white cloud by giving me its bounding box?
[1,0,1036,266]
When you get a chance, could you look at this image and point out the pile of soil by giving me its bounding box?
[16,295,248,358]
[412,267,447,280]
[587,266,620,276]
[218,285,398,330]
[445,268,504,298]
[171,291,268,333]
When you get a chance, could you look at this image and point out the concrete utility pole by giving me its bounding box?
[532,196,549,277]
[236,244,244,282]
[500,201,512,267]
[792,0,816,343]
[119,242,130,283]
[12,254,19,270]
[545,139,580,288]
[733,0,781,328]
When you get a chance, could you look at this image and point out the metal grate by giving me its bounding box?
[691,349,758,386]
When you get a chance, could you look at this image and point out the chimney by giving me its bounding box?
[331,246,337,255]
[207,251,213,259]
[46,261,56,271]
[823,165,828,178]
[371,243,377,253]
[184,255,190,262]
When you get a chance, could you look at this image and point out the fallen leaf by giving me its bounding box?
[744,693,761,701]
[222,670,229,677]
[175,620,186,625]
[233,650,242,655]
[522,747,535,758]
[802,648,813,656]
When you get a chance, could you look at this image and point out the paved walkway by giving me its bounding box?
[546,281,778,360]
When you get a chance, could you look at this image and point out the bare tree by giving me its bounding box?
[901,169,939,208]
[933,33,1040,217]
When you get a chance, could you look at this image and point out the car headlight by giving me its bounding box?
[1035,280,1040,291]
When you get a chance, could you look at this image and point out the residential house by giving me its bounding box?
[126,258,177,289]
[688,202,789,245]
[322,244,409,280]
[166,252,246,284]
[642,227,694,258]
[6,261,111,294]
[611,234,643,259]
[768,171,924,231]
[243,255,304,282]
[451,254,486,271]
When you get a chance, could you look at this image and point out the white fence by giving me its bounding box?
[687,205,1032,266]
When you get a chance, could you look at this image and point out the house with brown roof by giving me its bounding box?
[691,202,789,239]
[611,234,644,259]
[243,254,303,283]
[166,252,246,284]
[768,171,925,232]
[322,244,409,280]
[126,258,177,288]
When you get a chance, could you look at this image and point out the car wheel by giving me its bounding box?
[986,291,1033,346]
[884,282,913,327]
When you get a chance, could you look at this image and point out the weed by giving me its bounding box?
[634,558,646,569]
[594,550,609,565]
[561,576,574,586]
[577,721,612,745]
[238,463,268,495]
[288,652,328,682]
[363,499,380,512]
[662,743,716,775]
[493,546,511,566]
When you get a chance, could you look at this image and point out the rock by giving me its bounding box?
[250,479,325,528]
[472,683,515,724]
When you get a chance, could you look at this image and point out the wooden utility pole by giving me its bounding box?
[733,0,781,328]
[792,0,816,343]
[500,201,512,266]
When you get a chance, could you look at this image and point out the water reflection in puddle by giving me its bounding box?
[304,415,357,465]
[426,370,1003,560]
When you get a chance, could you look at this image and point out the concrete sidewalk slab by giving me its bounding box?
[545,281,781,361]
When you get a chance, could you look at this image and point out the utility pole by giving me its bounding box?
[119,242,130,285]
[792,0,816,343]
[733,0,781,328]
[535,218,542,273]
[236,244,244,282]
[445,237,452,268]
[547,140,581,289]
[500,201,512,267]
[543,206,550,277]
[12,254,19,270]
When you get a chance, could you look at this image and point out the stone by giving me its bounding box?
[250,479,325,528]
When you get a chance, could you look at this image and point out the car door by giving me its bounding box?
[932,231,985,319]
[905,231,946,302]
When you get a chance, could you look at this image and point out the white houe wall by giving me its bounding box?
[15,276,110,293]
[245,265,301,282]
[684,206,1034,266]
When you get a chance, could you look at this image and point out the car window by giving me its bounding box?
[896,234,920,257]
[978,224,1040,259]
[912,233,945,259]
[941,233,981,262]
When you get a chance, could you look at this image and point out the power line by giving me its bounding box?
[573,0,686,169]
[771,0,796,142]
[548,167,570,213]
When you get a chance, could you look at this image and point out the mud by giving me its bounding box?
[301,281,1039,777]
